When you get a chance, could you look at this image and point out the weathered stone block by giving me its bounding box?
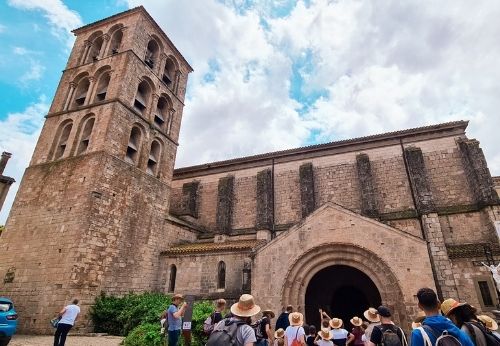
[404,147,436,214]
[181,181,199,217]
[299,163,315,218]
[256,169,273,229]
[356,153,378,217]
[216,175,234,234]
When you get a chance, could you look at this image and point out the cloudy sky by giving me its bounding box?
[1,0,500,223]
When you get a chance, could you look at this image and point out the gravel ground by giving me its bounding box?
[9,334,124,346]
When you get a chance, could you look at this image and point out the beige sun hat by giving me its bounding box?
[477,315,498,331]
[172,293,184,300]
[289,312,304,326]
[411,311,426,330]
[441,298,466,316]
[350,316,363,327]
[320,328,334,340]
[330,318,343,329]
[230,294,261,317]
[275,328,285,338]
[364,308,380,323]
[262,309,276,319]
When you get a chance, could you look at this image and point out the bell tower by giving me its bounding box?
[0,6,192,332]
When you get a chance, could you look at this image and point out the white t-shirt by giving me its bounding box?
[285,325,305,346]
[59,304,80,325]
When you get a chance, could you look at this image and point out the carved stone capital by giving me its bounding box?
[102,33,110,41]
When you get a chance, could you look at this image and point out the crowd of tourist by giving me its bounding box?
[161,287,500,346]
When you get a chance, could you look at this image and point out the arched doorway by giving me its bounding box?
[305,265,381,329]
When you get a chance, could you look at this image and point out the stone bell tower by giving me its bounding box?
[0,6,192,333]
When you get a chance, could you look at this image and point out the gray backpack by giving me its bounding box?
[206,319,245,346]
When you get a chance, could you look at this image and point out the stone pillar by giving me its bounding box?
[457,139,499,207]
[256,169,273,230]
[181,181,199,218]
[421,214,459,299]
[0,152,15,212]
[80,40,92,65]
[83,77,95,106]
[216,175,234,234]
[100,34,110,59]
[299,163,315,218]
[356,153,378,217]
[63,82,76,111]
[0,152,11,175]
[404,146,436,214]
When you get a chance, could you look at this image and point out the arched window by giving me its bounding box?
[154,97,169,128]
[125,126,141,165]
[72,78,90,108]
[86,36,104,63]
[76,117,95,155]
[94,73,110,102]
[133,81,151,115]
[145,39,159,68]
[53,121,73,160]
[168,264,177,293]
[109,30,123,55]
[147,140,161,176]
[162,58,177,86]
[217,261,226,290]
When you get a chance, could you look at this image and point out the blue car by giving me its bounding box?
[0,297,17,346]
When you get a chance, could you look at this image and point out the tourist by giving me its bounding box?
[53,298,80,346]
[285,312,306,346]
[210,294,260,346]
[277,305,294,331]
[275,328,286,346]
[330,318,354,346]
[411,311,426,330]
[477,315,500,338]
[307,325,317,346]
[441,298,487,346]
[350,316,365,346]
[363,307,381,344]
[320,309,332,329]
[367,306,406,346]
[315,328,334,346]
[410,288,473,346]
[256,309,276,345]
[165,293,188,346]
[204,298,226,335]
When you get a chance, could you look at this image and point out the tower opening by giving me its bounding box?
[305,265,381,330]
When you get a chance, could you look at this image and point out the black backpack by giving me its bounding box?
[419,326,462,346]
[206,319,246,346]
[252,317,267,341]
[464,321,500,346]
[377,325,405,346]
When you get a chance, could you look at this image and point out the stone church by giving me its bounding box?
[0,7,499,333]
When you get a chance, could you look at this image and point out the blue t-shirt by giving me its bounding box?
[167,304,182,331]
[410,315,474,346]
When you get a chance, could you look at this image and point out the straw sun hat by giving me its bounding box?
[230,294,261,317]
[275,328,285,338]
[350,316,363,327]
[411,311,426,330]
[364,308,380,323]
[320,328,334,340]
[330,318,343,329]
[441,298,466,316]
[477,315,498,331]
[289,312,304,326]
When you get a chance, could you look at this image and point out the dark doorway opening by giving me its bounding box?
[305,265,381,330]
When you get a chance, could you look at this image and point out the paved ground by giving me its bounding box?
[9,334,124,346]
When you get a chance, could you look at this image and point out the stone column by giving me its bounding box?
[0,152,11,175]
[63,82,76,111]
[149,94,159,123]
[80,40,92,65]
[256,168,273,230]
[0,152,14,212]
[83,77,95,106]
[100,34,110,58]
[167,109,175,136]
[299,163,315,218]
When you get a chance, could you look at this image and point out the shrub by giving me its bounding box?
[123,323,164,346]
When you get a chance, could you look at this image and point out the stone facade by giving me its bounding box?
[1,7,500,334]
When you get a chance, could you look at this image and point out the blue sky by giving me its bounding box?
[2,0,500,223]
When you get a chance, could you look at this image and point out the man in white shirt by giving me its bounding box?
[53,298,80,346]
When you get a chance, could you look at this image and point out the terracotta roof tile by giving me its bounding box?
[447,243,500,259]
[163,239,266,255]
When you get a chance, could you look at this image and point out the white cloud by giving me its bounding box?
[19,60,45,85]
[7,0,82,49]
[0,97,49,224]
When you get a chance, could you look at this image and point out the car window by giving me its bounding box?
[0,303,12,312]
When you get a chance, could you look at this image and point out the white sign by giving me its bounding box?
[495,221,500,239]
[183,322,192,330]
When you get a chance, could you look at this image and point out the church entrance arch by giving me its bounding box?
[305,265,381,328]
[281,243,407,328]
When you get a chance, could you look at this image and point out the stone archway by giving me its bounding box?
[281,243,408,327]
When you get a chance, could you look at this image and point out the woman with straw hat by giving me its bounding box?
[441,298,488,346]
[284,312,306,346]
[363,308,381,343]
[330,318,355,346]
[350,316,365,346]
[315,328,334,346]
[477,315,500,339]
[275,328,286,346]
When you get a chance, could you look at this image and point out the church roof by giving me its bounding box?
[173,120,468,179]
[162,239,267,255]
[446,243,500,259]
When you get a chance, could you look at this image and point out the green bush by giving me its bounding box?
[90,292,215,346]
[123,323,164,346]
